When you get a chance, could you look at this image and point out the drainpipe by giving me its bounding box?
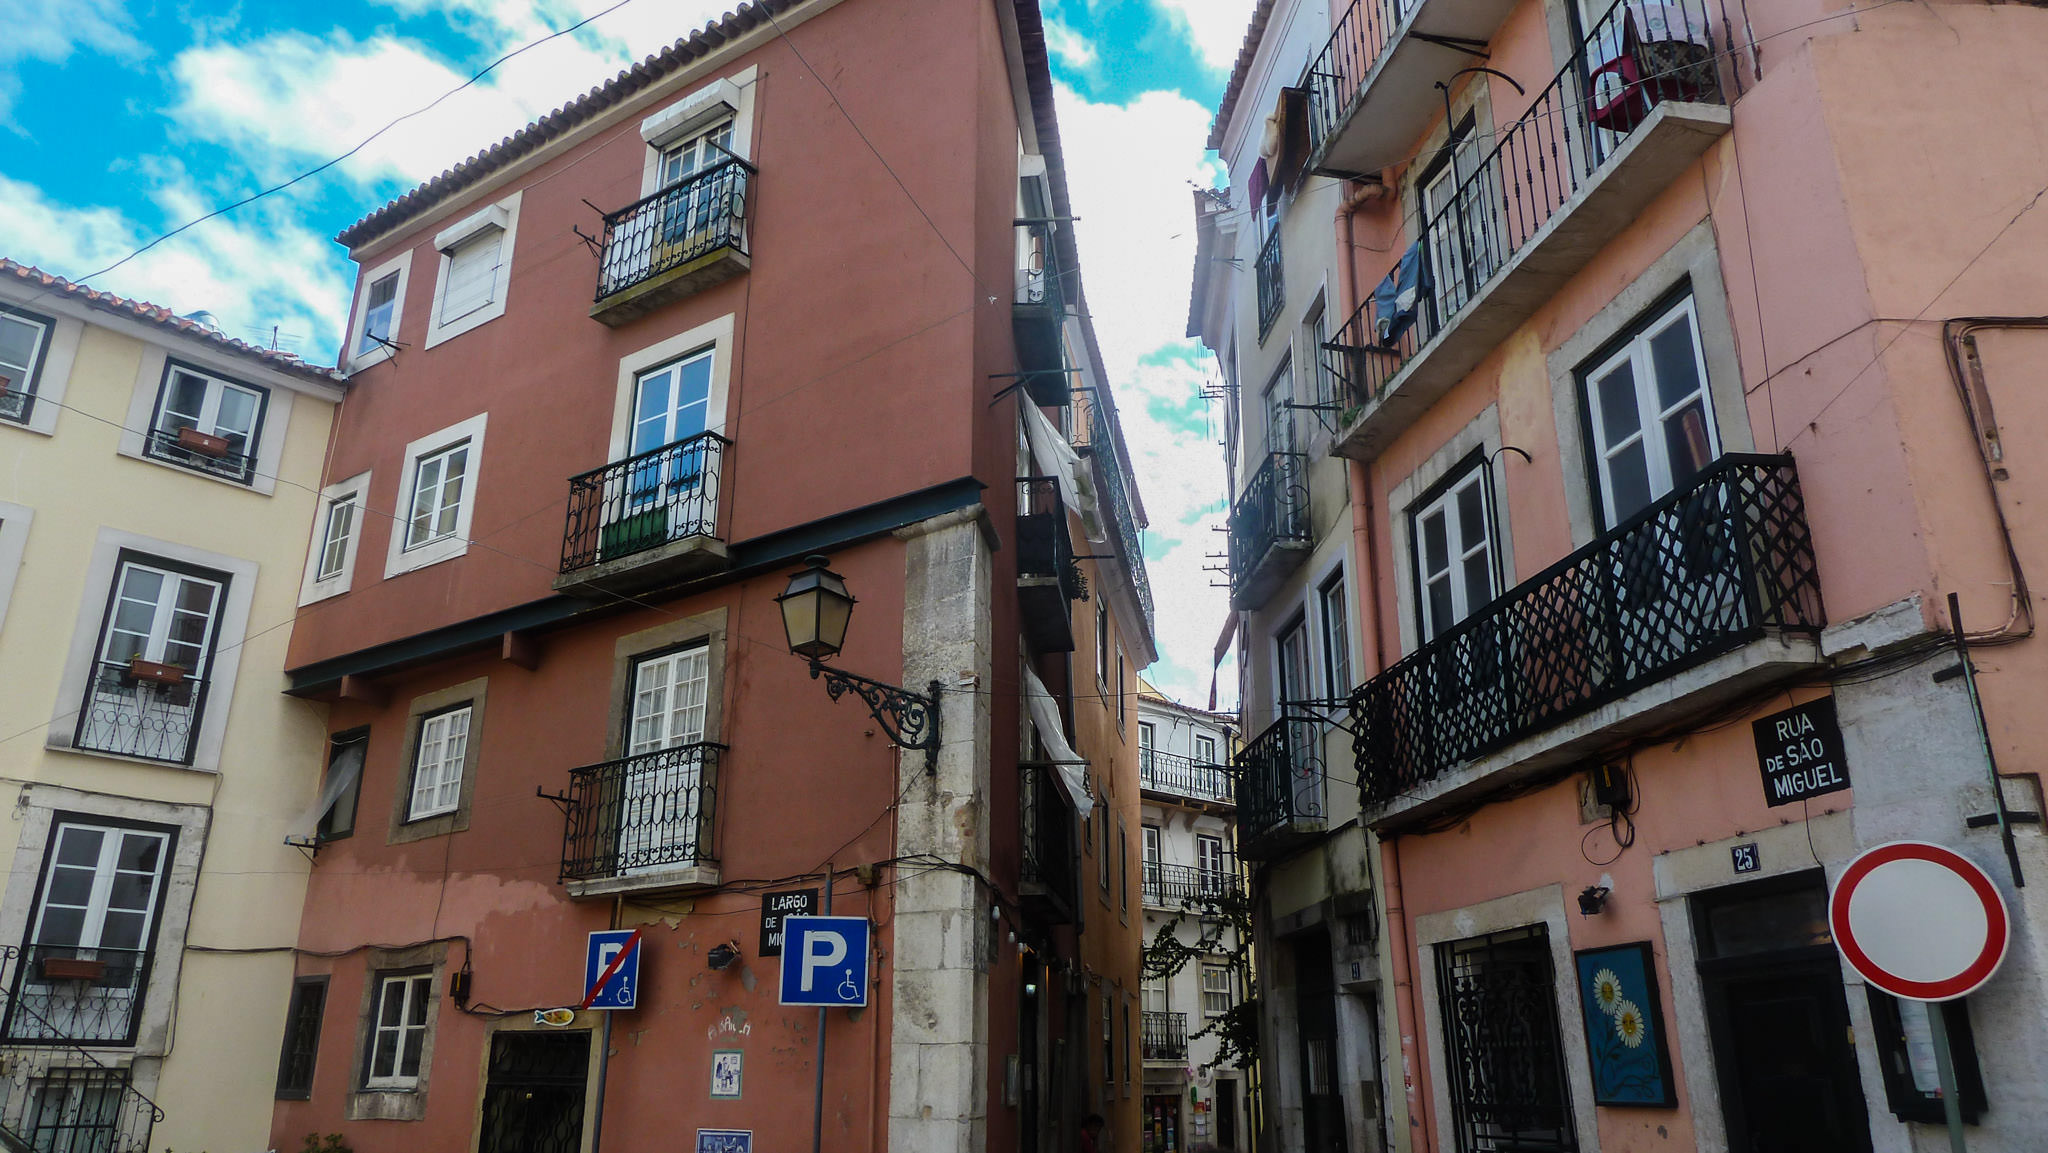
[1379,836,1429,1153]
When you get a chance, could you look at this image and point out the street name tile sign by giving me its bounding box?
[1752,696,1851,806]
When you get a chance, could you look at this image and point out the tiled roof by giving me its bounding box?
[0,259,341,383]
[336,0,799,250]
[1207,0,1282,152]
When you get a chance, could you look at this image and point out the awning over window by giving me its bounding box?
[1022,663,1094,819]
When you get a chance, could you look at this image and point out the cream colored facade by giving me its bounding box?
[0,267,340,1153]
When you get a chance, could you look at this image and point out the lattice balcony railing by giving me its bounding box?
[1350,455,1822,809]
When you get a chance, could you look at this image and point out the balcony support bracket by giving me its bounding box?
[810,662,943,774]
[535,787,573,815]
[1410,33,1491,59]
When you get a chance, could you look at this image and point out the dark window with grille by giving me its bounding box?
[1435,925,1578,1153]
[479,1030,591,1153]
[275,976,328,1099]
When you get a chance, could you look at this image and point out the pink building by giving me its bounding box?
[1195,0,2048,1149]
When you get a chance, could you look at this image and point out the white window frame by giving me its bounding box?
[1193,733,1218,765]
[422,192,520,350]
[0,305,55,427]
[406,705,473,822]
[29,821,172,954]
[637,67,759,198]
[1317,566,1352,696]
[344,251,413,373]
[403,442,470,552]
[300,470,371,605]
[1581,293,1721,528]
[143,360,269,485]
[1200,961,1234,1019]
[608,317,735,460]
[385,413,487,578]
[46,530,257,773]
[1412,461,1498,643]
[364,971,435,1090]
[627,645,711,755]
[0,299,81,438]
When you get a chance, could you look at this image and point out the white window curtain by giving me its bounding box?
[1022,401,1107,543]
[1022,663,1093,818]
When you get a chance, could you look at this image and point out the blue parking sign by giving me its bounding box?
[777,916,870,1007]
[583,929,642,1010]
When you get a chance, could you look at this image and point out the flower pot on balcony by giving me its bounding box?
[176,427,233,458]
[127,656,189,686]
[38,957,106,982]
[600,508,670,559]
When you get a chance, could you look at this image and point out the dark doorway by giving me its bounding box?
[478,1030,591,1153]
[1217,1077,1240,1150]
[1693,871,1872,1153]
[1293,930,1349,1153]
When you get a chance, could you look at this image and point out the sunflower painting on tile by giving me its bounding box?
[1573,941,1678,1107]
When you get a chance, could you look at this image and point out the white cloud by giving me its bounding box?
[1053,82,1234,708]
[0,175,353,364]
[1152,0,1255,72]
[1045,21,1099,71]
[0,0,143,120]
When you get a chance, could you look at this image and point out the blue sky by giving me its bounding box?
[1,0,1246,706]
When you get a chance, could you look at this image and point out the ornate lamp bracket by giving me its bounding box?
[810,661,944,773]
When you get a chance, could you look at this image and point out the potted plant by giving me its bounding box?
[127,655,189,686]
[38,956,106,982]
[176,426,233,458]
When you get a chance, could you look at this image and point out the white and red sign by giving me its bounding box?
[1830,840,2008,1002]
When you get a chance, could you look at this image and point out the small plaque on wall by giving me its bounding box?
[1752,697,1851,807]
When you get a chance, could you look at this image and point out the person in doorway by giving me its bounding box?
[1079,1114,1106,1153]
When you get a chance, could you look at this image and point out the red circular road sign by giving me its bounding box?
[1830,840,2009,1002]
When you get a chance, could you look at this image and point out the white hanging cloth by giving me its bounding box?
[1022,401,1108,543]
[1022,663,1094,819]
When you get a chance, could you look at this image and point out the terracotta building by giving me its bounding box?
[265,2,1154,1151]
[1196,0,2048,1149]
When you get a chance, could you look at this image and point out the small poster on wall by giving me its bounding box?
[1572,942,1677,1107]
[710,1049,743,1099]
[696,1129,752,1153]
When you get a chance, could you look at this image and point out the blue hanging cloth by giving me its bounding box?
[1372,242,1430,346]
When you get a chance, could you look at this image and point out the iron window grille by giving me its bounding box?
[558,743,724,883]
[559,432,729,573]
[594,159,754,302]
[6,1065,159,1153]
[275,977,328,1100]
[478,1031,591,1153]
[1436,926,1578,1153]
[1352,454,1822,809]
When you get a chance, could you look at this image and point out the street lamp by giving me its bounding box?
[777,555,943,771]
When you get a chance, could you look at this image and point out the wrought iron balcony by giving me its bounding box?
[559,743,724,893]
[1142,863,1243,908]
[556,432,730,598]
[1351,455,1823,813]
[0,945,164,1152]
[1319,0,1728,461]
[1142,1010,1188,1063]
[1254,227,1284,341]
[1087,402,1156,628]
[1228,452,1312,610]
[1020,762,1079,923]
[143,427,256,484]
[74,663,206,765]
[1139,748,1234,806]
[1235,716,1327,860]
[1013,219,1071,405]
[591,159,754,325]
[1017,477,1085,654]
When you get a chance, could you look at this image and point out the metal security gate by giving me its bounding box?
[478,1031,591,1153]
[1436,927,1577,1153]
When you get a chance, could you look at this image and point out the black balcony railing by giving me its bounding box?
[595,160,754,302]
[1255,227,1284,340]
[1352,455,1822,809]
[560,432,729,573]
[1227,452,1311,599]
[143,427,256,484]
[1142,1011,1188,1062]
[1235,716,1327,859]
[1302,0,1407,160]
[0,946,163,1153]
[1089,403,1155,628]
[74,663,206,766]
[1321,0,1725,409]
[1138,749,1234,805]
[0,383,31,425]
[1017,477,1085,600]
[1142,863,1243,907]
[1020,763,1079,916]
[560,743,724,884]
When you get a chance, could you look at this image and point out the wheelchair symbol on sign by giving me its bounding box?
[837,971,859,1001]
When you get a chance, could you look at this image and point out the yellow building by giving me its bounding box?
[0,259,341,1152]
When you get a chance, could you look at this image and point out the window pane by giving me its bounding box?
[1663,402,1714,488]
[371,1032,398,1079]
[1595,363,1641,445]
[36,907,85,947]
[118,834,162,875]
[406,979,431,1026]
[164,372,207,424]
[1607,442,1654,522]
[97,911,145,951]
[401,1026,426,1077]
[1421,510,1449,577]
[214,387,258,439]
[379,981,407,1027]
[0,315,42,375]
[46,868,92,908]
[1461,552,1492,609]
[56,829,104,868]
[1455,482,1486,552]
[1426,576,1454,635]
[1649,315,1703,410]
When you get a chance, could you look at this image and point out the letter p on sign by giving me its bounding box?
[778,915,870,1007]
